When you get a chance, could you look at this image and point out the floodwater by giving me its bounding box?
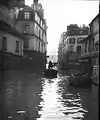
[0,70,99,120]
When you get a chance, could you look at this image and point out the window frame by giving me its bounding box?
[24,40,28,49]
[16,41,20,53]
[24,24,30,34]
[2,36,7,51]
[24,12,30,20]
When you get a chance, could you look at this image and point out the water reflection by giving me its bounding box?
[37,75,88,120]
[1,70,43,120]
[1,70,90,120]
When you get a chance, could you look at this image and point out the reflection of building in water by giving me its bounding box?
[2,71,43,119]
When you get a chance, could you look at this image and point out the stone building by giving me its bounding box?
[15,0,48,71]
[58,24,89,70]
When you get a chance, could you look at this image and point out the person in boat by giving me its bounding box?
[48,60,53,69]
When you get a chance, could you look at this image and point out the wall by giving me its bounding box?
[0,31,23,56]
[16,21,47,54]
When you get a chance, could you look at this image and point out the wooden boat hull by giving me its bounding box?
[44,69,58,78]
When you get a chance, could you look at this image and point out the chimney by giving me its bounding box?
[22,0,25,5]
[34,0,38,4]
[18,0,25,8]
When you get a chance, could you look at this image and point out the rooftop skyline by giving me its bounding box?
[25,0,99,55]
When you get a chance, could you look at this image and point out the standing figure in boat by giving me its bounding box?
[48,60,53,69]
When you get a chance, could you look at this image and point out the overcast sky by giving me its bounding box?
[25,0,99,55]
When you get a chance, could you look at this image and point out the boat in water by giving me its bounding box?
[44,68,58,78]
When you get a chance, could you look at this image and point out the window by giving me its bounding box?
[76,46,81,56]
[41,43,43,52]
[95,41,99,51]
[42,32,44,40]
[16,41,20,53]
[41,20,42,27]
[88,40,91,52]
[85,41,87,52]
[69,38,76,44]
[91,38,95,51]
[77,37,83,44]
[2,36,7,51]
[24,12,30,19]
[39,30,41,38]
[35,12,38,21]
[81,45,84,54]
[38,42,40,51]
[24,24,29,34]
[24,40,28,49]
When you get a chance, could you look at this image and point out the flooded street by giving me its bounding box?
[0,70,98,120]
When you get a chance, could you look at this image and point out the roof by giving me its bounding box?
[17,6,35,21]
[89,13,99,25]
[17,5,45,23]
[0,20,28,40]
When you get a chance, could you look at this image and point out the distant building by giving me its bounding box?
[47,55,58,63]
[58,24,89,70]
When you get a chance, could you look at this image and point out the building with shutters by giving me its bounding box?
[0,20,26,70]
[15,0,48,71]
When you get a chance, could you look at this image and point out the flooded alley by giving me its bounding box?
[0,70,98,120]
[0,0,99,120]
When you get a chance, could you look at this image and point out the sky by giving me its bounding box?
[25,0,99,56]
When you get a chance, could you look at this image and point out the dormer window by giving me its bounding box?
[24,12,30,19]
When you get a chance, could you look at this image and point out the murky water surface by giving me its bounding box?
[0,70,92,120]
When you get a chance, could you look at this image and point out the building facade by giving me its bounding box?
[0,0,48,71]
[58,24,89,70]
[79,13,99,83]
[79,13,99,112]
[15,1,47,71]
[0,20,26,70]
